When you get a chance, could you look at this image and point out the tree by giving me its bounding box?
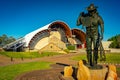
[108,34,120,48]
[0,34,16,47]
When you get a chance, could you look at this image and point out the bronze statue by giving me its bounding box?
[77,4,104,67]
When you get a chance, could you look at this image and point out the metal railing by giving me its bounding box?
[3,38,25,50]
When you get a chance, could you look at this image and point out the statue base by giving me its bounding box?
[63,61,117,80]
[89,65,108,80]
[85,64,103,69]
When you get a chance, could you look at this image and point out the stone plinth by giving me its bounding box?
[63,60,118,80]
[90,67,108,80]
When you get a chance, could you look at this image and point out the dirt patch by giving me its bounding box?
[0,53,80,66]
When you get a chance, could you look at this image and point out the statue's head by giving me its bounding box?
[87,4,98,15]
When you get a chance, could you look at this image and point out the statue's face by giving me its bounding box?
[88,9,96,16]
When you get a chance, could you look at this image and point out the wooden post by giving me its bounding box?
[21,57,24,61]
[11,57,13,62]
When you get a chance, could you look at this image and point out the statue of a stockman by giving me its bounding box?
[77,4,104,67]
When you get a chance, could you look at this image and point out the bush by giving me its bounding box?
[67,45,75,50]
[109,41,120,48]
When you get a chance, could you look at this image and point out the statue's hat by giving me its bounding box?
[87,4,98,11]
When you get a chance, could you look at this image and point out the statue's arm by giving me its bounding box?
[76,12,84,26]
[76,15,81,26]
[98,15,104,40]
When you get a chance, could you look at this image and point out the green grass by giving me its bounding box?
[105,53,120,63]
[71,53,120,64]
[0,51,61,58]
[71,53,120,72]
[0,61,52,80]
[71,53,87,61]
[40,51,62,57]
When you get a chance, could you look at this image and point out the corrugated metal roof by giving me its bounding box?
[23,23,51,47]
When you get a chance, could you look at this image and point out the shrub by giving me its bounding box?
[67,45,75,50]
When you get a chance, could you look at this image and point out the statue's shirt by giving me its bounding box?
[86,14,104,36]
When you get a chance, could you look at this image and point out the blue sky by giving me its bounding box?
[0,0,120,41]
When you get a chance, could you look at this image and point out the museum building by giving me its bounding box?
[3,21,86,53]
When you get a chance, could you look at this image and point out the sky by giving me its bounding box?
[0,0,120,41]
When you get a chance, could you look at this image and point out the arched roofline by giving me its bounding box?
[28,29,50,48]
[71,28,86,43]
[24,21,72,47]
[48,21,72,37]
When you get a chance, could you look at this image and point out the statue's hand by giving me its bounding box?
[76,23,80,26]
[100,35,103,40]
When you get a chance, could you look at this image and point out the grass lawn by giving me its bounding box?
[71,53,120,73]
[0,61,53,80]
[0,51,61,58]
[0,51,61,80]
[71,53,120,64]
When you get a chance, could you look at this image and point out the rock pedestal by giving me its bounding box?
[63,60,117,80]
[64,66,73,77]
[90,67,108,80]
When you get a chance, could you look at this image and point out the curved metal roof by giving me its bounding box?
[28,29,50,49]
[24,21,72,47]
[71,29,86,43]
[48,21,72,37]
[4,21,86,51]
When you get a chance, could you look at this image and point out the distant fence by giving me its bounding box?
[110,48,120,53]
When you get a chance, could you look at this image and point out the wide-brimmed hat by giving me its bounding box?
[87,4,98,11]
